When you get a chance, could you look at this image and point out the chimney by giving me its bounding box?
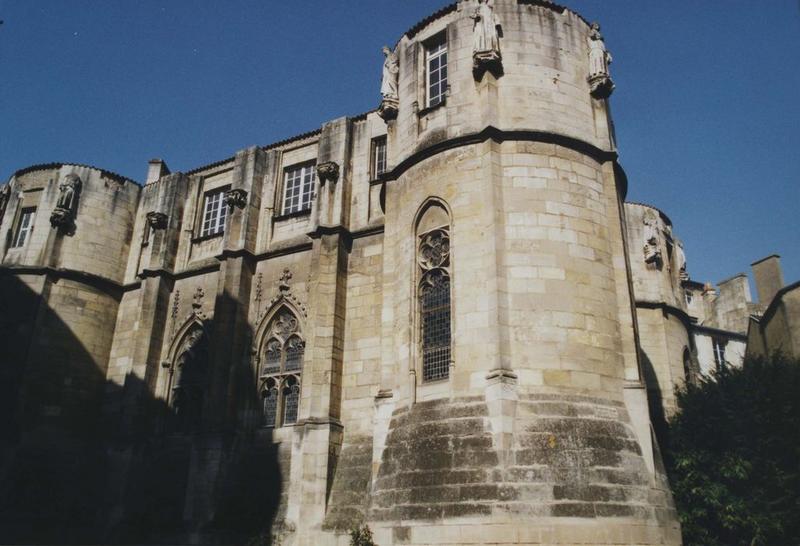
[751,255,784,305]
[146,159,170,185]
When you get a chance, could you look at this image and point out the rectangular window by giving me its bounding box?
[712,339,726,370]
[200,189,227,238]
[685,290,693,306]
[282,163,316,215]
[426,35,448,107]
[11,208,36,248]
[372,137,387,179]
[420,272,451,382]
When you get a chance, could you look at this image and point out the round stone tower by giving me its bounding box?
[368,1,682,544]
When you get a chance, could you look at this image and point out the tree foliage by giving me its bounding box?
[664,354,800,546]
[350,524,377,546]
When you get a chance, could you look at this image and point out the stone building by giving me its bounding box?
[0,1,793,545]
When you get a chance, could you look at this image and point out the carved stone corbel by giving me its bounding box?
[317,162,340,185]
[146,211,168,230]
[225,188,248,210]
[378,97,399,122]
[589,75,615,99]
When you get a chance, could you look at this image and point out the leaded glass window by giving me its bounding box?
[282,376,300,425]
[417,223,452,382]
[284,336,305,372]
[262,378,279,428]
[258,308,304,427]
[420,270,451,381]
[264,339,282,374]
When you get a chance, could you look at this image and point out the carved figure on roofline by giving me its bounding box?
[643,210,662,268]
[587,22,614,98]
[675,238,689,282]
[0,184,9,223]
[471,0,503,79]
[50,173,82,232]
[380,46,399,100]
[378,46,400,121]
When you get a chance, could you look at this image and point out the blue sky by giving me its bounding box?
[1,1,798,292]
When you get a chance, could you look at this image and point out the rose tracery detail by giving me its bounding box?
[418,229,450,270]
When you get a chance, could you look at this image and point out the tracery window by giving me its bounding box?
[168,327,208,432]
[417,205,452,382]
[259,309,305,427]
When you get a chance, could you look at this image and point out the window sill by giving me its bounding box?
[191,232,224,244]
[418,98,446,118]
[420,375,450,385]
[273,209,311,222]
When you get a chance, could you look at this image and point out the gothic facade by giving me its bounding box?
[1,1,797,545]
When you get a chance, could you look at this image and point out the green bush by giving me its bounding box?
[350,524,376,546]
[664,354,800,546]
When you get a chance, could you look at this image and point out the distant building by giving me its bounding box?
[0,1,794,545]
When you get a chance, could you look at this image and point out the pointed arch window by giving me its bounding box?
[168,327,208,432]
[416,202,452,382]
[258,309,305,427]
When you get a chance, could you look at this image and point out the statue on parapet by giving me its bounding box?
[643,210,662,268]
[50,173,82,233]
[0,184,10,223]
[587,22,615,98]
[378,46,400,121]
[471,0,503,79]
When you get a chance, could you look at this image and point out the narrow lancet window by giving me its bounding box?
[416,201,452,382]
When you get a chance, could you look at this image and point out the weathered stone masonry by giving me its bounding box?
[15,1,789,545]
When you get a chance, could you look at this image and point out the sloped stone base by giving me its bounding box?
[364,395,681,545]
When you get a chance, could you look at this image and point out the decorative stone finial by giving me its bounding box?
[146,211,168,230]
[50,173,82,233]
[317,162,340,185]
[471,0,503,79]
[225,188,248,210]
[587,22,614,99]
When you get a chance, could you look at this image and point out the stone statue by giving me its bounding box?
[587,22,615,98]
[471,0,503,79]
[380,46,399,100]
[378,46,400,121]
[642,211,662,267]
[50,173,82,231]
[675,239,689,282]
[471,0,501,56]
[0,184,10,223]
[57,174,81,210]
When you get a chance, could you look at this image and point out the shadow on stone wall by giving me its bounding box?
[640,350,669,453]
[0,276,283,545]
